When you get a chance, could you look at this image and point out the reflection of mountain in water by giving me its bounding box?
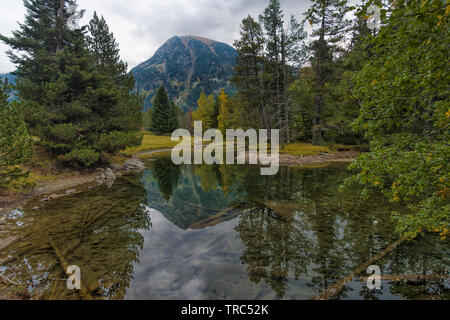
[142,161,246,230]
[1,161,448,300]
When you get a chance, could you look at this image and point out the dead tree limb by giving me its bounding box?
[310,236,410,300]
[48,239,93,300]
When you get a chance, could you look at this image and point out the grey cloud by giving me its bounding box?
[0,0,313,73]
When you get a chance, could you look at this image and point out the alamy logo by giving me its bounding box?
[67,5,86,31]
[171,122,280,176]
[67,265,81,290]
[367,5,381,32]
[366,265,381,290]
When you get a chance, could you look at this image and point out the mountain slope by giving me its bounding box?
[0,73,17,101]
[0,73,16,83]
[131,36,237,111]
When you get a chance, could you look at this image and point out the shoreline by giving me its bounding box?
[0,150,359,214]
[0,150,357,300]
[278,151,358,166]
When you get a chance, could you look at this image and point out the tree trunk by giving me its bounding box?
[274,35,282,144]
[312,7,326,146]
[57,0,65,52]
[281,32,290,143]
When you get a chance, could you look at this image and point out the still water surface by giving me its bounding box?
[1,160,448,299]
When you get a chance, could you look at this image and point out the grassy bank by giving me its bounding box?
[122,134,179,156]
[280,143,331,156]
[1,132,360,195]
[124,133,360,158]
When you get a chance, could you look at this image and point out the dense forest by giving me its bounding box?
[0,0,449,238]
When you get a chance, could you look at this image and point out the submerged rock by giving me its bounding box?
[105,168,116,181]
[105,168,116,188]
[124,159,145,171]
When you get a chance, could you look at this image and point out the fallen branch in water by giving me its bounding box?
[120,176,143,188]
[0,231,32,253]
[48,239,93,300]
[0,274,22,286]
[359,273,449,283]
[79,207,91,238]
[189,203,249,230]
[310,236,410,300]
[82,206,114,232]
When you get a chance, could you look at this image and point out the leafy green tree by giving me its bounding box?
[0,0,142,167]
[217,89,232,132]
[0,80,33,189]
[346,0,449,238]
[150,86,177,135]
[193,92,216,131]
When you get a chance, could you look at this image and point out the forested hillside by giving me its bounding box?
[131,36,237,112]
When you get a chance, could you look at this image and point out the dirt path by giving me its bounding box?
[134,148,173,158]
[0,172,100,215]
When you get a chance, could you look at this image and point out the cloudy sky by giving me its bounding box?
[0,0,316,73]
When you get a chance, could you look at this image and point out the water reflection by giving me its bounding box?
[0,176,150,299]
[0,160,448,300]
[137,162,449,300]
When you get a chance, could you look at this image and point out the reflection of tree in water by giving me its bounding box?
[233,164,450,299]
[142,162,243,230]
[382,235,450,300]
[194,164,220,193]
[150,158,181,201]
[232,165,357,298]
[236,207,312,299]
[2,162,448,300]
[0,176,150,300]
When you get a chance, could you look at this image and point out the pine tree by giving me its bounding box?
[232,1,306,143]
[0,80,33,189]
[0,0,143,167]
[232,15,268,130]
[260,0,285,140]
[86,11,127,82]
[150,86,177,135]
[87,11,143,154]
[212,97,220,129]
[304,0,352,145]
[171,100,182,131]
[143,109,152,131]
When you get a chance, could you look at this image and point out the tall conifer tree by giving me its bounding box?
[0,0,143,167]
[150,86,177,135]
